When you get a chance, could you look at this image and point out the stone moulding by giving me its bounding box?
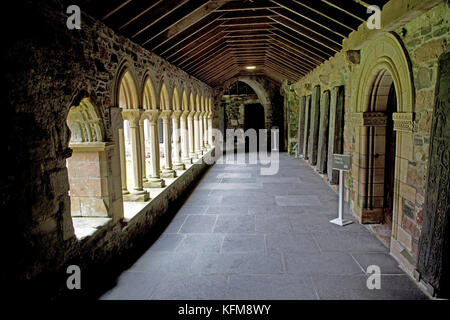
[393,112,415,132]
[351,112,388,126]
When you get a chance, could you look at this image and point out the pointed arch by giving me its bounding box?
[189,92,195,112]
[160,82,170,110]
[172,87,181,111]
[119,70,139,109]
[66,98,105,143]
[182,89,189,111]
[143,75,157,110]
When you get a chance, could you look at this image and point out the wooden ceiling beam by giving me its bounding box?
[269,15,341,51]
[133,0,211,44]
[320,0,367,22]
[264,62,301,82]
[170,29,226,64]
[269,0,351,38]
[265,59,303,79]
[268,41,317,69]
[270,29,330,61]
[272,24,336,57]
[290,0,362,30]
[216,10,278,20]
[142,0,229,48]
[119,0,189,37]
[266,51,310,74]
[161,20,224,58]
[269,35,324,65]
[265,55,306,75]
[182,43,231,72]
[269,7,343,44]
[215,1,279,11]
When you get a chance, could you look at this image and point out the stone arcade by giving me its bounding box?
[4,0,450,299]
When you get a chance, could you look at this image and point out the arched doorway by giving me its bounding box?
[362,69,398,244]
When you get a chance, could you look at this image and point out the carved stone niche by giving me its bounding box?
[352,112,387,127]
[393,112,414,132]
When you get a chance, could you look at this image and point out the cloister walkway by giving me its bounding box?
[101,153,428,300]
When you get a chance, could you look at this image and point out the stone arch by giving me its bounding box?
[160,82,171,110]
[352,32,414,114]
[142,71,158,109]
[114,59,140,109]
[350,33,415,241]
[172,87,181,111]
[66,98,105,143]
[189,92,195,112]
[182,89,189,111]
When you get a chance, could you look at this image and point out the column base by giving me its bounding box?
[196,150,203,157]
[122,189,130,195]
[190,152,198,160]
[182,157,193,165]
[144,178,165,188]
[161,169,177,178]
[173,162,186,170]
[123,190,150,202]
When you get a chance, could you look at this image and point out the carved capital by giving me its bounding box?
[393,112,414,132]
[160,110,172,120]
[171,110,182,120]
[142,109,160,124]
[121,109,143,126]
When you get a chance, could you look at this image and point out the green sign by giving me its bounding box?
[333,154,351,171]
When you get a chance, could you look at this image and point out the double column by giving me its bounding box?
[171,110,186,170]
[207,110,213,149]
[194,110,203,157]
[189,110,198,160]
[158,110,176,178]
[180,110,192,164]
[121,109,150,201]
[202,110,209,150]
[143,109,165,188]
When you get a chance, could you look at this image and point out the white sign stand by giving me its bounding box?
[330,169,353,226]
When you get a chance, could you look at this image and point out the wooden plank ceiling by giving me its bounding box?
[78,0,390,86]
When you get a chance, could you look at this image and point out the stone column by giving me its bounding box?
[144,110,165,188]
[171,110,185,170]
[121,109,149,201]
[198,111,205,154]
[317,90,330,173]
[327,86,345,184]
[194,111,202,157]
[202,111,209,149]
[303,95,311,159]
[308,85,321,165]
[139,121,148,183]
[160,110,177,178]
[118,128,129,195]
[180,110,192,164]
[188,111,197,160]
[208,111,213,149]
[297,96,306,156]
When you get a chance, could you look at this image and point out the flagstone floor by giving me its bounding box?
[100,152,428,300]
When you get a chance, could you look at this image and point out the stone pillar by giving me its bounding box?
[188,111,197,160]
[118,128,129,195]
[121,109,149,201]
[308,85,321,165]
[144,110,165,188]
[297,96,306,156]
[317,90,330,173]
[303,95,311,159]
[180,110,192,164]
[198,111,206,153]
[208,111,213,148]
[139,121,148,183]
[171,110,185,170]
[203,111,209,149]
[160,110,177,178]
[327,86,345,184]
[194,111,202,157]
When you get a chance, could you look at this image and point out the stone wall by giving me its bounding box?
[289,0,449,289]
[4,0,212,295]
